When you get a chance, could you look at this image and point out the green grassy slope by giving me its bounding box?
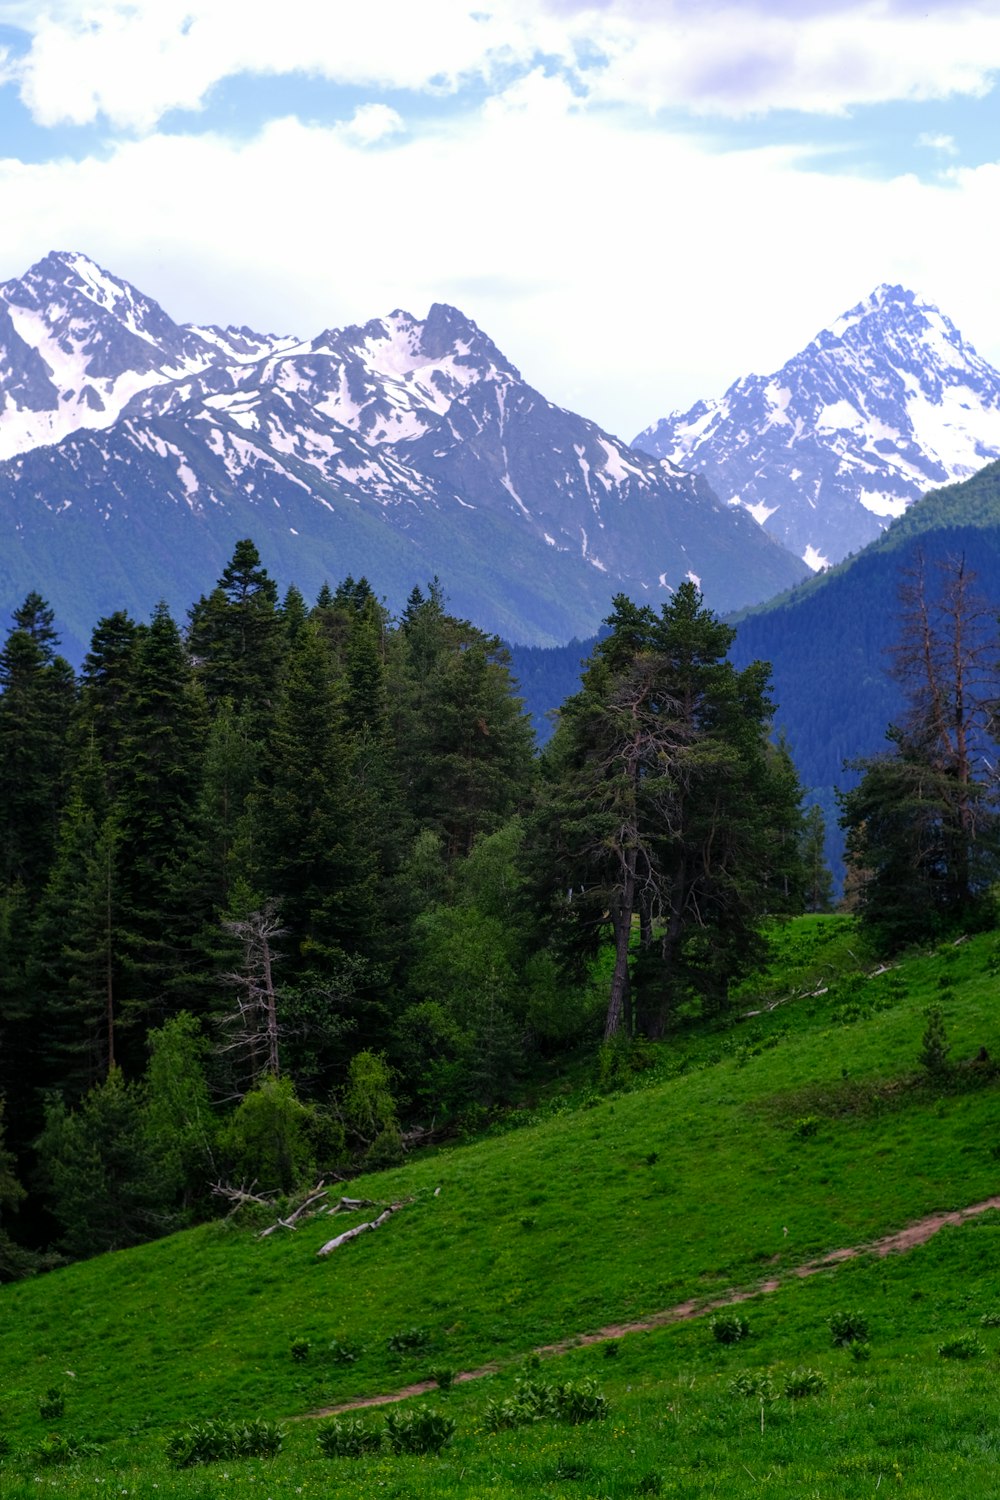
[4,916,1000,1496]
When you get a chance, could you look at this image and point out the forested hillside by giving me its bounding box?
[0,546,817,1274]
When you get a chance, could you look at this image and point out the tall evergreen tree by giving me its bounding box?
[394,582,535,862]
[187,539,284,721]
[840,554,1000,947]
[114,602,205,1052]
[534,585,803,1038]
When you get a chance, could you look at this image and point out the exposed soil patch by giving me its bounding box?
[303,1194,1000,1419]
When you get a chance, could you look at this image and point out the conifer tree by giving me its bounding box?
[534,585,803,1038]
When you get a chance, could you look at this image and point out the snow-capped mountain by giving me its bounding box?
[0,250,296,461]
[0,252,808,652]
[633,285,1000,569]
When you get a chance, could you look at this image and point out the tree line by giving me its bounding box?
[0,541,827,1272]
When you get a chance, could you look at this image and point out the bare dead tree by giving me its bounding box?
[219,899,288,1088]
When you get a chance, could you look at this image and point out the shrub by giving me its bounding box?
[383,1405,455,1455]
[728,1372,776,1401]
[555,1378,610,1424]
[38,1386,65,1420]
[429,1366,456,1390]
[329,1338,364,1364]
[166,1417,284,1467]
[290,1339,310,1362]
[791,1115,820,1139]
[850,1342,872,1362]
[711,1313,750,1345]
[783,1368,826,1398]
[938,1335,984,1359]
[27,1433,102,1466]
[316,1417,382,1458]
[919,1006,951,1079]
[980,1311,1000,1328]
[828,1311,870,1346]
[483,1377,608,1431]
[387,1327,430,1354]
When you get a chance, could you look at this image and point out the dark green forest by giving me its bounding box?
[2,539,995,1278]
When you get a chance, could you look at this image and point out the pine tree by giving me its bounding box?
[534,585,803,1038]
[840,554,1000,947]
[188,539,284,722]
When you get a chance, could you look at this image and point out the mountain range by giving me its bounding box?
[0,251,807,655]
[634,285,1000,569]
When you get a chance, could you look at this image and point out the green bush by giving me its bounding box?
[316,1416,383,1458]
[483,1376,608,1431]
[38,1386,65,1420]
[828,1311,870,1346]
[329,1337,364,1364]
[27,1433,102,1466]
[386,1326,430,1353]
[728,1372,776,1401]
[554,1378,610,1424]
[383,1405,455,1455]
[979,1311,1000,1328]
[938,1334,984,1359]
[791,1115,820,1139]
[711,1312,750,1344]
[783,1368,826,1398]
[166,1416,284,1467]
[429,1365,456,1390]
[290,1338,309,1362]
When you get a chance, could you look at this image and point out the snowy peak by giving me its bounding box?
[634,286,1000,570]
[0,251,297,461]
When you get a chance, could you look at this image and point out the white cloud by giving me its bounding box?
[917,131,959,155]
[1,78,999,440]
[338,104,405,147]
[4,0,1000,130]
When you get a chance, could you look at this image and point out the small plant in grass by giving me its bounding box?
[791,1115,820,1139]
[429,1365,456,1390]
[938,1334,984,1359]
[316,1416,383,1458]
[980,1311,1000,1327]
[383,1404,455,1455]
[290,1338,309,1362]
[603,1339,621,1358]
[0,1433,10,1457]
[850,1342,872,1362]
[783,1367,826,1398]
[484,1376,608,1430]
[711,1312,750,1345]
[829,1311,870,1346]
[329,1337,363,1364]
[27,1433,102,1466]
[555,1377,610,1423]
[919,1005,951,1079]
[728,1372,776,1401]
[634,1471,664,1496]
[520,1215,536,1230]
[166,1416,284,1467]
[38,1386,64,1420]
[386,1326,430,1353]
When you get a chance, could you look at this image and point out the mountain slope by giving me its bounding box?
[0,252,809,652]
[634,285,1000,569]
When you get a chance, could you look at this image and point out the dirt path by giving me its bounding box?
[303,1194,1000,1419]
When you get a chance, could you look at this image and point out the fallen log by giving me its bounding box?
[257,1186,329,1238]
[317,1201,406,1257]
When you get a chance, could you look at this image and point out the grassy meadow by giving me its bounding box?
[3,914,1000,1496]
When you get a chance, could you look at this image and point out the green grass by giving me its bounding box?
[4,915,1000,1494]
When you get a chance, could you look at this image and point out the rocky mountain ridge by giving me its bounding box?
[0,251,807,652]
[634,285,1000,569]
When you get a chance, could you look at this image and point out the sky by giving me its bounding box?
[0,1,998,439]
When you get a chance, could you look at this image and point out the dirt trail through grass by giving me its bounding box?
[305,1194,1000,1419]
